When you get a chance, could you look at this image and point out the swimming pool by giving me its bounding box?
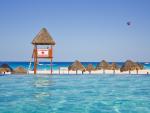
[0,75,150,113]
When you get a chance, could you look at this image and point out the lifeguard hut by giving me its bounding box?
[31,28,55,74]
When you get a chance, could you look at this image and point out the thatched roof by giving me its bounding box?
[137,63,144,70]
[110,62,119,70]
[86,64,95,71]
[0,68,10,73]
[32,28,56,45]
[13,66,27,74]
[96,60,110,70]
[68,60,86,71]
[120,60,144,72]
[0,64,13,72]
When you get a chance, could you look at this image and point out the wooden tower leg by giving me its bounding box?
[34,57,37,74]
[50,45,53,75]
[50,58,53,74]
[34,57,36,74]
[34,47,37,75]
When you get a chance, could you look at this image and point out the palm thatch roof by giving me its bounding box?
[68,60,86,71]
[32,28,56,45]
[110,62,119,70]
[0,64,13,72]
[86,64,95,72]
[120,60,144,72]
[13,66,27,74]
[96,60,110,70]
[0,68,10,73]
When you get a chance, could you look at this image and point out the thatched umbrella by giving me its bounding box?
[137,63,144,70]
[13,66,27,74]
[86,64,95,74]
[135,63,144,74]
[96,60,110,74]
[120,60,144,74]
[110,62,119,74]
[68,60,86,74]
[0,64,13,73]
[32,28,55,45]
[0,68,9,74]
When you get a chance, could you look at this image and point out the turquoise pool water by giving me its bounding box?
[0,75,150,113]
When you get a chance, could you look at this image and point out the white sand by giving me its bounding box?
[28,69,150,75]
[0,72,11,74]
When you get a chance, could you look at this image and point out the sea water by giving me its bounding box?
[0,75,150,113]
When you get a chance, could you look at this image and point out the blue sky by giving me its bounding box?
[0,0,150,62]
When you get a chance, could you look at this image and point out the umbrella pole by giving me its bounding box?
[103,69,105,74]
[136,69,138,75]
[59,67,60,75]
[113,69,115,75]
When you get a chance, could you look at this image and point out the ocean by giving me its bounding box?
[0,62,150,71]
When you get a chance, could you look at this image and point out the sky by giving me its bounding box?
[0,0,150,62]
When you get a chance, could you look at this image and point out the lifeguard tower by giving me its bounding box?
[31,28,55,74]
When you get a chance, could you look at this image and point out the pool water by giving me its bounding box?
[0,75,150,113]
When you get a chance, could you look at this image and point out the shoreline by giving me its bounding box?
[28,69,150,75]
[1,61,150,75]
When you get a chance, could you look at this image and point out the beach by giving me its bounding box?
[28,69,150,75]
[0,61,149,75]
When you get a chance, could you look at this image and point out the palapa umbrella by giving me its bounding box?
[110,62,119,74]
[120,60,143,74]
[13,66,27,74]
[68,60,86,74]
[137,63,144,70]
[96,60,110,74]
[0,68,9,74]
[86,64,95,74]
[135,63,144,74]
[0,64,13,73]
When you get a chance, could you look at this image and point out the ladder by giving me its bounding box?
[28,58,32,74]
